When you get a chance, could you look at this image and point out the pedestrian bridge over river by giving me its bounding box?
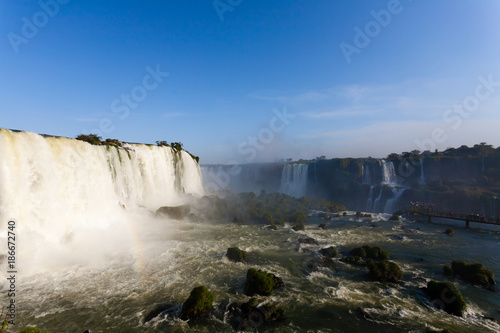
[405,206,500,228]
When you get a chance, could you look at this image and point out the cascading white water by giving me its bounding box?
[373,187,384,212]
[419,158,426,184]
[279,163,308,198]
[381,160,398,186]
[366,185,375,211]
[0,129,204,272]
[384,187,406,213]
[362,164,372,185]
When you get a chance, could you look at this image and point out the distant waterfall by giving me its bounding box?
[381,160,398,186]
[419,158,426,184]
[366,185,375,211]
[362,165,372,184]
[373,188,384,211]
[377,160,407,213]
[279,163,308,198]
[384,188,406,213]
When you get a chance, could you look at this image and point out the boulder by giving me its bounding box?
[319,246,338,258]
[245,268,284,296]
[298,237,319,245]
[448,260,495,290]
[426,280,466,316]
[226,298,286,331]
[226,247,248,263]
[155,205,190,220]
[180,286,214,320]
[367,261,403,283]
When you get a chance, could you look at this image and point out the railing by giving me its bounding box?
[405,206,500,226]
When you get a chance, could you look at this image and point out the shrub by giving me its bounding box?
[289,212,307,223]
[292,224,305,231]
[349,245,389,261]
[76,134,102,145]
[317,212,329,219]
[445,228,453,235]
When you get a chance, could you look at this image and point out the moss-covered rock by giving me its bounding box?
[298,237,319,245]
[245,268,283,296]
[180,286,214,320]
[226,247,248,263]
[318,223,327,229]
[155,205,190,220]
[367,261,403,283]
[444,228,453,235]
[426,280,466,316]
[319,246,338,258]
[340,256,364,265]
[449,260,495,290]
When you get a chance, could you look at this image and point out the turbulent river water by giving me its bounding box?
[10,213,500,333]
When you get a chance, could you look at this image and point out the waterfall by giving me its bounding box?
[362,164,372,184]
[381,160,398,186]
[377,160,407,213]
[384,187,406,213]
[279,163,308,198]
[0,129,204,245]
[419,158,426,184]
[366,185,375,211]
[373,187,384,212]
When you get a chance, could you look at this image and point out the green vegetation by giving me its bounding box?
[245,268,283,296]
[317,212,329,218]
[180,286,214,320]
[426,280,467,316]
[292,224,305,231]
[444,228,454,235]
[349,245,390,261]
[226,247,248,263]
[201,192,346,225]
[367,261,403,283]
[76,133,103,145]
[318,223,327,229]
[445,260,495,289]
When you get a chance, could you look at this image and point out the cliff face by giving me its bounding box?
[308,154,500,215]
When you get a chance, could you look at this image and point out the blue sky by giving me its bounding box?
[1,0,500,164]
